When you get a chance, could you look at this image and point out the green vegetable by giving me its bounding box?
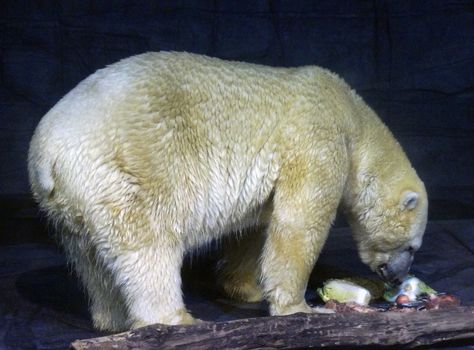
[383,276,437,302]
[317,279,372,306]
[344,277,386,300]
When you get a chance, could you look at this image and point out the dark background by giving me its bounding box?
[1,0,474,222]
[0,1,474,349]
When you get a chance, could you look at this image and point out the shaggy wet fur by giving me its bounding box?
[28,52,427,331]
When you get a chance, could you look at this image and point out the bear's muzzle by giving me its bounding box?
[377,249,414,285]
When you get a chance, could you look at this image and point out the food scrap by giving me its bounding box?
[324,300,379,313]
[343,277,386,300]
[317,279,372,306]
[384,276,437,303]
[423,293,460,310]
[318,276,460,313]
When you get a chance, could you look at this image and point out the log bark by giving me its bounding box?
[70,306,474,349]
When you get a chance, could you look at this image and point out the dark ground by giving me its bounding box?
[1,198,473,349]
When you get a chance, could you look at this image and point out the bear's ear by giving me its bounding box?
[401,191,419,210]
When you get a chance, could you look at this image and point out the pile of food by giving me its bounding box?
[317,276,460,313]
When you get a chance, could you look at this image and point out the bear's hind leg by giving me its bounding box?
[217,228,265,303]
[62,236,129,331]
[87,268,129,331]
[107,240,195,328]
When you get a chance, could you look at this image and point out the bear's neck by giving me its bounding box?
[342,96,414,210]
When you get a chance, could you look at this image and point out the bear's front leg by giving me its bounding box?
[260,149,347,316]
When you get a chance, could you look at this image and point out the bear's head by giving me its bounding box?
[343,165,428,285]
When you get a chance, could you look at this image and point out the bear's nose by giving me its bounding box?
[376,263,387,277]
[376,263,400,285]
[377,251,414,285]
[377,264,402,286]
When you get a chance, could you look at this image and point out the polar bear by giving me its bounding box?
[28,52,427,331]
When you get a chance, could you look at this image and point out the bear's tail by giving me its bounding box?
[27,134,56,200]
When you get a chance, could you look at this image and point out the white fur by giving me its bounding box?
[28,52,427,331]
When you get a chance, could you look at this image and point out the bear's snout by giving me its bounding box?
[377,250,414,285]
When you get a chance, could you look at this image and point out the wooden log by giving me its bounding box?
[71,306,474,349]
